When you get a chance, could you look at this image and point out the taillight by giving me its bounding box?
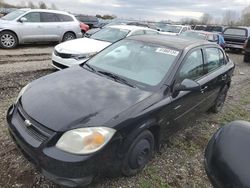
[243,39,248,49]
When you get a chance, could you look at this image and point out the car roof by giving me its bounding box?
[24,9,72,15]
[127,34,210,50]
[108,25,155,32]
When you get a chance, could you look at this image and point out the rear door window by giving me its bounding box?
[224,28,247,36]
[58,14,74,22]
[41,13,60,22]
[205,48,224,73]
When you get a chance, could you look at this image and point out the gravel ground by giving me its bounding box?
[0,45,250,188]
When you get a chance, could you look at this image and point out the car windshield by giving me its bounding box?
[90,27,130,43]
[1,10,27,21]
[85,40,180,88]
[180,31,207,40]
[162,25,182,33]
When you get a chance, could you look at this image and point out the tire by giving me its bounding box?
[210,85,229,113]
[62,32,76,42]
[0,31,18,49]
[121,130,155,176]
[244,53,250,63]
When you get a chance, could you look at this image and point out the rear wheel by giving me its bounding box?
[0,31,18,49]
[244,53,250,62]
[210,85,229,113]
[62,32,76,42]
[122,130,155,176]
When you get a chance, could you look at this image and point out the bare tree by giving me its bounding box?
[201,13,212,25]
[28,1,36,9]
[241,5,250,26]
[222,10,237,26]
[39,1,47,9]
[51,3,57,10]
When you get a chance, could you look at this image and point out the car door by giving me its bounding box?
[17,12,44,42]
[201,47,228,108]
[162,48,208,132]
[40,12,62,41]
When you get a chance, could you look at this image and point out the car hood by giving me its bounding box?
[55,37,111,55]
[20,66,152,132]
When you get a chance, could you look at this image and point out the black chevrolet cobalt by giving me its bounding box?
[7,35,234,187]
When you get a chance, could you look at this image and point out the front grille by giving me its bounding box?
[16,104,54,143]
[52,61,68,69]
[54,50,72,59]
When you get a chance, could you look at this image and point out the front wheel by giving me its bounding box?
[62,32,76,42]
[121,130,155,176]
[210,85,229,113]
[0,31,18,49]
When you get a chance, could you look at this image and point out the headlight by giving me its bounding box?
[72,54,87,60]
[16,84,29,103]
[56,127,116,154]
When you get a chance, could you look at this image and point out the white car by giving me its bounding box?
[159,25,191,36]
[51,25,158,69]
[0,9,82,48]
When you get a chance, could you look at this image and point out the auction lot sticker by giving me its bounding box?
[156,48,179,56]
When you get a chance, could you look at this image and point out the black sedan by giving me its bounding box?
[7,35,235,187]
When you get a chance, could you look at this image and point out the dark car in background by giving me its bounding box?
[75,15,99,28]
[223,27,250,50]
[7,35,234,187]
[243,37,250,62]
[205,121,250,188]
[194,25,207,31]
[205,25,224,33]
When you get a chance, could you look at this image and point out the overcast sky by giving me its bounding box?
[6,0,250,21]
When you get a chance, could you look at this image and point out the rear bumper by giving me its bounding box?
[225,43,244,49]
[7,104,121,187]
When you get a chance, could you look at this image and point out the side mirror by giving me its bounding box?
[172,79,200,98]
[175,79,201,92]
[19,17,27,23]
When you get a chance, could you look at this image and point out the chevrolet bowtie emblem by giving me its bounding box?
[24,119,32,127]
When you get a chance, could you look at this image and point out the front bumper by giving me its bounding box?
[51,52,87,70]
[6,104,121,187]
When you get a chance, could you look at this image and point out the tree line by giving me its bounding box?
[0,0,57,10]
[181,5,250,26]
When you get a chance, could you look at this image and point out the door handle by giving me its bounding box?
[200,86,208,94]
[222,74,227,81]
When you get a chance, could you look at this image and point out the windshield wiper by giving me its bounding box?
[98,71,135,88]
[83,63,96,72]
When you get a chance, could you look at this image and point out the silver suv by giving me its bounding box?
[0,9,82,48]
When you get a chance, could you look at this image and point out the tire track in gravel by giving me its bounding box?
[0,69,55,101]
[0,54,51,65]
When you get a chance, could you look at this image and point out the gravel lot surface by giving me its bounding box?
[0,45,250,188]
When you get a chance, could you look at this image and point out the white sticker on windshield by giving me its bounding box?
[156,48,179,56]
